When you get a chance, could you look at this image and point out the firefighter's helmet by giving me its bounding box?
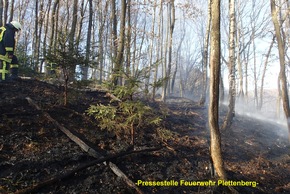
[10,21,22,31]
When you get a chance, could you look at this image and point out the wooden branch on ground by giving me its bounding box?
[105,92,122,102]
[25,97,157,194]
[14,146,162,194]
[26,97,101,158]
[108,161,143,194]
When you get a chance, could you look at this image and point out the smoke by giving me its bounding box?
[182,88,288,140]
[222,91,289,140]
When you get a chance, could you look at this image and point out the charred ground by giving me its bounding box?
[0,79,289,194]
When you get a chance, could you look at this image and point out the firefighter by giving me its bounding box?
[0,21,21,81]
[10,55,19,79]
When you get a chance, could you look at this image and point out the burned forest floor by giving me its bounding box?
[0,78,290,194]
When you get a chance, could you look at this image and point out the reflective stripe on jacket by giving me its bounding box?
[0,54,12,63]
[10,64,19,68]
[0,61,8,80]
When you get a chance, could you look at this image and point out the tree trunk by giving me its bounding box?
[144,1,156,97]
[222,0,236,130]
[209,0,227,180]
[145,0,156,96]
[113,0,127,86]
[167,0,175,96]
[69,0,78,51]
[42,0,51,63]
[271,0,290,141]
[97,0,109,83]
[253,37,258,107]
[125,0,131,86]
[162,1,175,101]
[4,0,8,23]
[68,0,78,80]
[152,0,163,101]
[172,22,185,94]
[277,74,282,119]
[33,0,44,73]
[236,26,244,99]
[111,0,117,81]
[135,21,146,77]
[245,56,248,101]
[38,2,44,73]
[161,3,170,102]
[33,0,39,71]
[145,1,157,95]
[0,0,3,26]
[8,0,14,22]
[199,0,211,106]
[49,0,60,55]
[171,60,177,94]
[83,0,93,80]
[258,35,275,110]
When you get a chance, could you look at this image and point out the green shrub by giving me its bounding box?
[87,99,161,147]
[87,74,161,147]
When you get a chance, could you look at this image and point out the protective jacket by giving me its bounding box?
[0,23,17,62]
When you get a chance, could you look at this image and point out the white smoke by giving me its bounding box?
[221,90,289,139]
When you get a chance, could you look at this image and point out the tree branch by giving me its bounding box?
[14,146,162,194]
[25,97,161,193]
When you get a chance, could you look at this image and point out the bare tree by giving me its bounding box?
[209,0,227,180]
[3,0,8,23]
[83,0,93,80]
[33,0,39,71]
[234,0,269,103]
[222,0,236,130]
[171,19,185,94]
[145,0,157,97]
[67,0,78,79]
[8,0,13,22]
[199,0,211,106]
[41,0,52,67]
[125,0,131,84]
[112,0,127,86]
[167,0,175,96]
[258,35,275,110]
[162,0,175,101]
[152,0,164,100]
[270,0,290,141]
[111,0,117,73]
[49,0,60,55]
[0,0,3,26]
[97,0,109,83]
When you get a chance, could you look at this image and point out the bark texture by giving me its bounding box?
[208,0,227,180]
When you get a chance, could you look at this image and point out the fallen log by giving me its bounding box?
[14,146,162,194]
[25,97,157,194]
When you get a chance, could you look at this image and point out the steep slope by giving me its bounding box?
[0,79,289,194]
